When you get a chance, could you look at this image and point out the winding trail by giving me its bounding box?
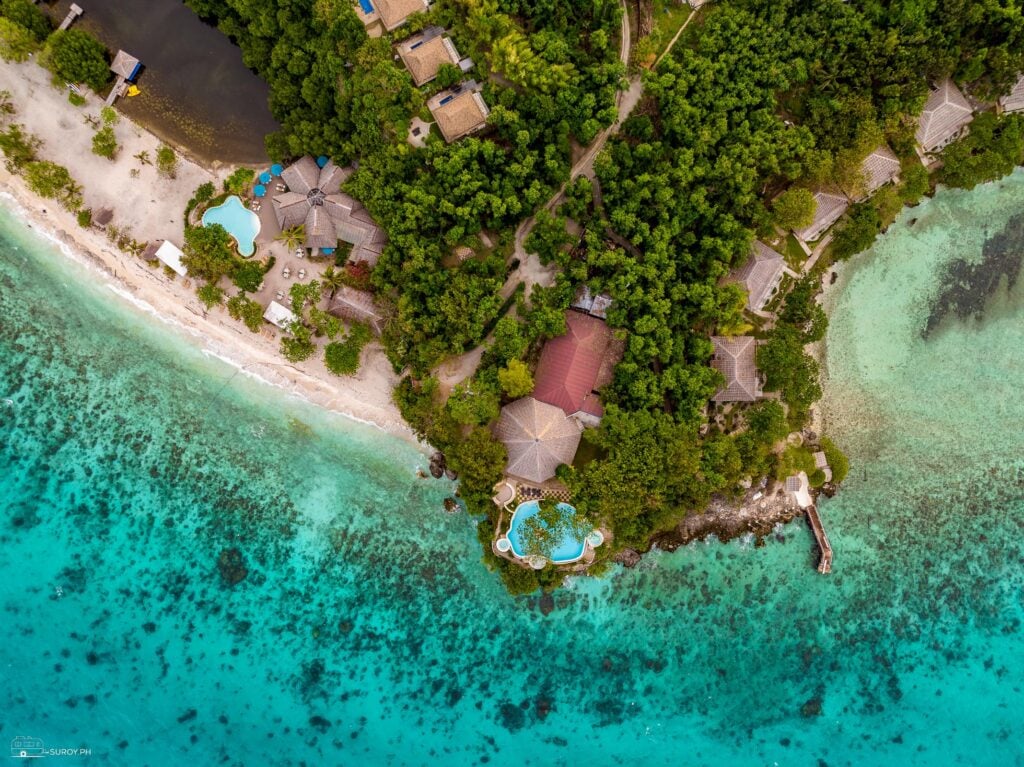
[506,0,642,300]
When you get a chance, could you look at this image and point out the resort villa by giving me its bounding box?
[794,190,850,244]
[852,145,901,201]
[272,156,386,264]
[494,397,582,485]
[532,310,622,427]
[710,335,762,402]
[396,27,469,86]
[427,81,490,143]
[733,241,793,314]
[916,78,974,155]
[354,0,429,33]
[998,74,1024,114]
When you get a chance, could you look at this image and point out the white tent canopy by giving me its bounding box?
[155,240,187,277]
[263,300,298,330]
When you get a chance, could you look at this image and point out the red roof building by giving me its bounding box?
[532,311,619,420]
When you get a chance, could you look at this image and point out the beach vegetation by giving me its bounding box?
[0,0,49,41]
[820,437,849,485]
[940,113,1024,191]
[223,167,255,196]
[277,225,305,250]
[184,181,216,222]
[231,259,265,293]
[67,90,85,107]
[280,322,317,363]
[0,89,14,116]
[134,150,151,166]
[75,208,91,228]
[226,294,264,332]
[319,266,346,299]
[772,189,816,232]
[324,322,373,376]
[446,427,507,504]
[156,145,178,179]
[24,160,81,211]
[197,283,224,309]
[91,126,118,160]
[0,17,39,62]
[288,280,322,315]
[41,29,109,92]
[776,445,818,484]
[0,122,39,171]
[100,106,118,126]
[497,359,534,398]
[182,223,236,282]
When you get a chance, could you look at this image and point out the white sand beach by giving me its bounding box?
[0,59,418,444]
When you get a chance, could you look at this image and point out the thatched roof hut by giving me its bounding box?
[428,81,490,143]
[734,241,787,313]
[110,50,141,81]
[272,157,386,262]
[494,397,582,484]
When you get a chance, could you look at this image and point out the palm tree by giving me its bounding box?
[320,266,346,299]
[134,150,151,166]
[277,225,305,250]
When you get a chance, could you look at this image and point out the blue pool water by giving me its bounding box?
[201,195,260,257]
[506,501,589,563]
[358,0,374,13]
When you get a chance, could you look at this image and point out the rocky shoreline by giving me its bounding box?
[614,481,836,566]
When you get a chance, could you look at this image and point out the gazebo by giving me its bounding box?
[493,397,582,484]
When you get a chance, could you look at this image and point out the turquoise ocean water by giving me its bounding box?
[1,171,1023,766]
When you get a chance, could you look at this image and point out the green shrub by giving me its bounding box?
[67,91,86,107]
[324,322,373,375]
[91,125,117,160]
[281,322,316,362]
[0,122,39,171]
[42,29,109,92]
[0,16,38,61]
[0,0,50,41]
[76,208,91,228]
[197,283,224,309]
[231,260,264,292]
[156,144,178,179]
[223,167,255,196]
[226,294,263,332]
[820,436,849,484]
[24,160,82,210]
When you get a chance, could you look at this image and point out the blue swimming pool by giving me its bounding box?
[201,195,260,257]
[504,500,598,564]
[358,0,374,13]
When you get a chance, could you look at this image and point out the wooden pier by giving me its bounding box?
[58,3,83,31]
[805,504,833,574]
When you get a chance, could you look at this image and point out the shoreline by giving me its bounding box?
[0,176,423,449]
[0,57,422,451]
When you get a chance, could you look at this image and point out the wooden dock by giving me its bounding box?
[58,3,83,31]
[805,504,833,574]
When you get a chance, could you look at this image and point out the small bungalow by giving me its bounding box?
[355,0,429,32]
[916,79,973,154]
[152,240,186,277]
[494,397,582,484]
[794,191,849,244]
[263,300,298,330]
[733,241,791,314]
[427,81,490,143]
[571,285,613,319]
[273,156,385,264]
[532,311,621,427]
[710,336,762,402]
[396,27,467,86]
[813,450,833,483]
[998,74,1024,114]
[854,145,901,201]
[328,285,387,334]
